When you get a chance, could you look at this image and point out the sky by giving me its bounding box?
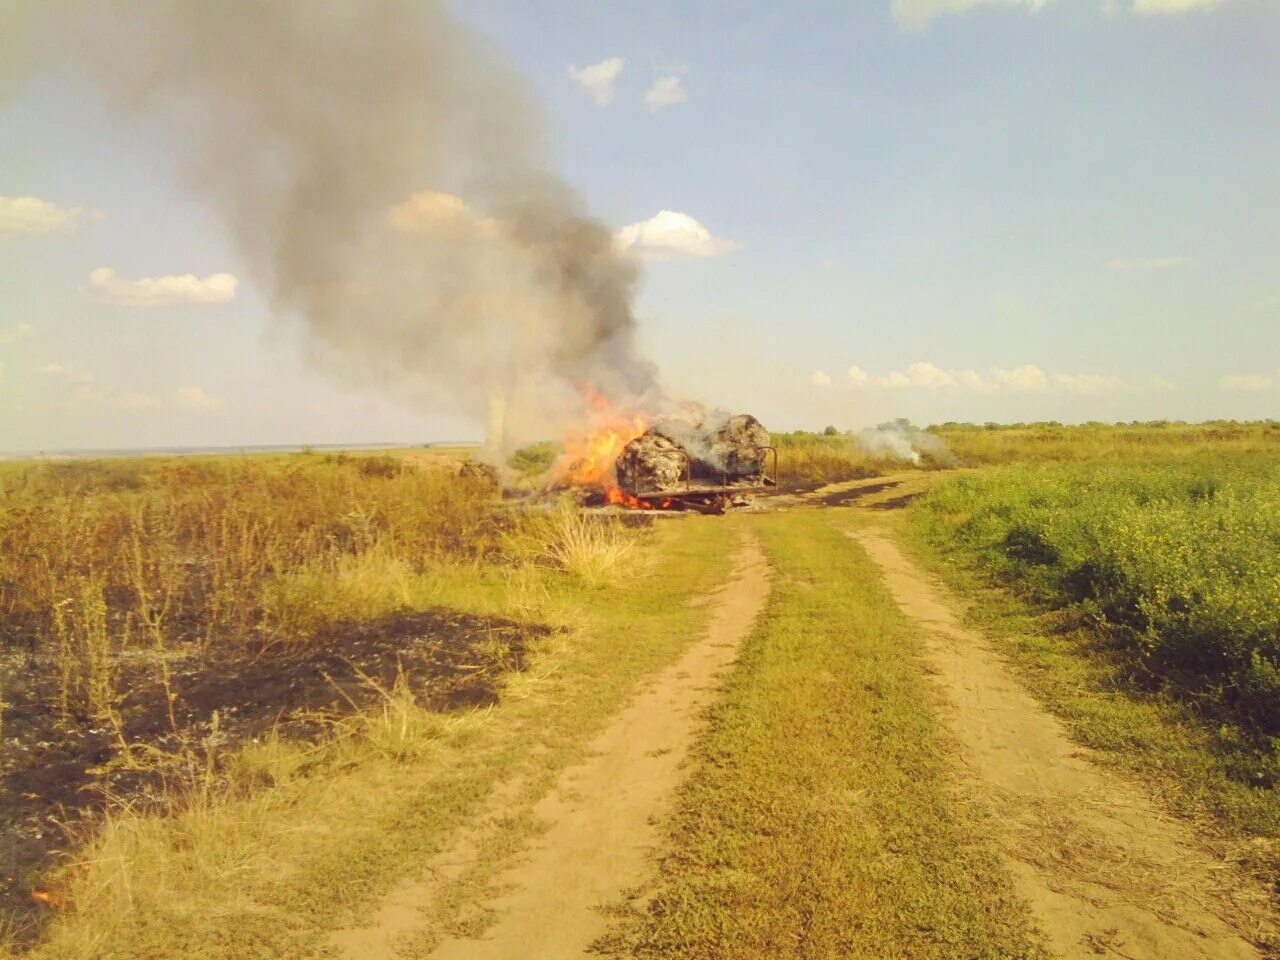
[1,0,1278,452]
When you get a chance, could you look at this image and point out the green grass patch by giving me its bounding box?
[909,458,1280,732]
[600,511,1045,960]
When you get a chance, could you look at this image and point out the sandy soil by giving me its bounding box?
[330,533,771,959]
[851,521,1267,960]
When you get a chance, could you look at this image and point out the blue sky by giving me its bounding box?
[2,0,1278,451]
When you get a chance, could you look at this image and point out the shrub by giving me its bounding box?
[912,457,1280,731]
[508,442,558,479]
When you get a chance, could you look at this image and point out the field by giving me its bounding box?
[0,450,643,950]
[3,422,1279,958]
[905,431,1280,912]
[911,456,1280,730]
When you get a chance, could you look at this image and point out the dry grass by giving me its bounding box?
[1,453,662,951]
[20,511,735,960]
[505,501,642,588]
[0,455,500,723]
[934,419,1280,465]
[772,431,951,487]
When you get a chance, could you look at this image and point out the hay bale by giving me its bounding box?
[616,431,686,492]
[712,414,769,480]
[617,412,771,491]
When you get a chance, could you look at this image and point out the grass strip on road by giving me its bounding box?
[601,510,1046,960]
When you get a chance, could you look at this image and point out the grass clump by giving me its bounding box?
[772,432,893,486]
[506,441,558,481]
[506,501,642,587]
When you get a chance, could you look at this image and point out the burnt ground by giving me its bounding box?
[1,609,548,937]
[818,480,904,507]
[779,467,881,498]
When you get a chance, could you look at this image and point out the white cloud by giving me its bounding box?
[904,361,955,389]
[893,0,1225,29]
[615,210,737,261]
[833,360,1158,396]
[1219,373,1274,392]
[67,384,162,412]
[1106,255,1192,271]
[386,191,498,238]
[89,267,238,306]
[39,363,94,385]
[810,370,833,386]
[0,196,95,235]
[0,323,34,344]
[568,57,625,107]
[175,385,221,410]
[891,0,1049,31]
[1132,0,1224,14]
[992,364,1050,391]
[1053,372,1131,395]
[953,368,995,393]
[645,75,688,112]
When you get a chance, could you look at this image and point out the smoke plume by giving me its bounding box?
[857,420,955,466]
[16,0,659,448]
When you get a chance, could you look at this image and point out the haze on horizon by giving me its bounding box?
[2,0,1277,452]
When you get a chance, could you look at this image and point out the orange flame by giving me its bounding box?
[559,387,650,505]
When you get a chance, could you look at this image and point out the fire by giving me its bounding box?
[31,889,63,908]
[562,412,648,487]
[559,387,649,505]
[606,484,648,509]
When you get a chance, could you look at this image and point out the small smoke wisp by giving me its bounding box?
[15,0,659,449]
[856,419,954,466]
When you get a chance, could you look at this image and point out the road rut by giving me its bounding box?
[332,533,771,959]
[852,525,1263,960]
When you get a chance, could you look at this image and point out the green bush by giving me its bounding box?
[912,458,1280,731]
[507,441,558,479]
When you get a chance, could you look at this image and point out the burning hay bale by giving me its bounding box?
[617,412,772,495]
[616,431,686,492]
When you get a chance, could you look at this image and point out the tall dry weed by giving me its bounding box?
[0,457,503,717]
[508,502,641,587]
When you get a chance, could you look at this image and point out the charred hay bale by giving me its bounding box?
[712,414,770,480]
[616,431,686,492]
[650,418,718,477]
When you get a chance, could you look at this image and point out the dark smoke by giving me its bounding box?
[16,0,659,446]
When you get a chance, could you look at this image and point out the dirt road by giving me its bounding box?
[851,519,1264,960]
[332,534,771,959]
